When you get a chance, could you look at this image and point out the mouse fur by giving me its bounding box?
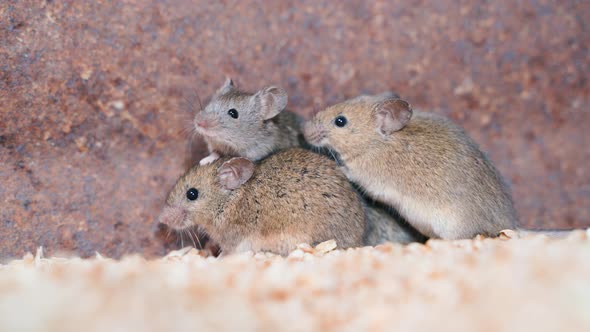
[158,148,366,256]
[194,78,302,163]
[303,95,518,239]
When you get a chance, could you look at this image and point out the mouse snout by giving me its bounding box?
[303,120,327,146]
[194,113,217,131]
[195,116,213,129]
[197,120,212,129]
[157,204,187,229]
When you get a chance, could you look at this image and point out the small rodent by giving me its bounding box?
[363,203,423,246]
[303,95,518,239]
[194,78,301,165]
[158,148,366,256]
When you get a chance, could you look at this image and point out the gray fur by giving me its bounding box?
[194,79,301,161]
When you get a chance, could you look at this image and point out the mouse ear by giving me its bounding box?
[253,86,288,120]
[374,99,413,135]
[215,77,235,96]
[217,157,255,190]
[351,91,401,104]
[375,91,401,101]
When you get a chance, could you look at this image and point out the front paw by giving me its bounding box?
[199,152,220,165]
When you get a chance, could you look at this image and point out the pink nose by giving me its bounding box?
[157,205,186,229]
[303,121,326,145]
[197,120,210,129]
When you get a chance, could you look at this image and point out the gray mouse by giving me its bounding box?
[158,148,366,256]
[194,78,301,165]
[303,95,518,240]
[363,202,423,246]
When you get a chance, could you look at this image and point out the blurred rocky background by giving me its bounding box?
[1,0,588,258]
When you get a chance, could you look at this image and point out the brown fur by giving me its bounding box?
[303,95,518,239]
[160,148,366,255]
[194,78,301,161]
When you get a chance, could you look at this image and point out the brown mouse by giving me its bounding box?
[158,148,366,256]
[194,78,301,165]
[303,95,518,240]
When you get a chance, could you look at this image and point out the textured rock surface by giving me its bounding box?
[1,0,589,258]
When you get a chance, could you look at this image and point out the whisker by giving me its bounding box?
[329,149,337,161]
[190,129,199,143]
[190,229,203,249]
[183,96,195,113]
[194,90,203,111]
[196,227,205,238]
[176,114,197,139]
[187,229,197,248]
[185,89,204,114]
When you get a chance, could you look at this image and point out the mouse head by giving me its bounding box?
[158,157,255,233]
[303,95,413,159]
[194,78,288,150]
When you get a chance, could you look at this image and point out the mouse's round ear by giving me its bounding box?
[374,99,413,135]
[215,77,235,96]
[217,157,255,190]
[375,91,401,101]
[253,86,288,120]
[352,91,401,104]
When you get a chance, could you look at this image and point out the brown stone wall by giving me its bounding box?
[1,0,588,258]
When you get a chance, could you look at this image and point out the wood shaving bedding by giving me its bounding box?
[1,231,589,332]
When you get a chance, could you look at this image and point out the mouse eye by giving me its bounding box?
[334,115,347,127]
[186,188,199,201]
[227,108,239,119]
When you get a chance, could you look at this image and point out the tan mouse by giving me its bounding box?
[303,94,518,240]
[194,78,301,165]
[158,148,366,256]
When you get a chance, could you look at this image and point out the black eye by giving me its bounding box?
[186,188,199,201]
[334,115,347,127]
[227,108,239,119]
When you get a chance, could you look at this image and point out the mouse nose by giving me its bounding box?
[194,113,214,130]
[157,205,187,229]
[303,121,326,146]
[196,118,216,130]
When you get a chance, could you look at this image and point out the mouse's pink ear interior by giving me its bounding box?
[374,99,413,135]
[253,86,288,120]
[217,157,255,190]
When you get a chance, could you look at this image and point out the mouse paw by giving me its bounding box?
[199,152,220,165]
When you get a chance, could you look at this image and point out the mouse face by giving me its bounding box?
[158,162,226,231]
[303,96,413,160]
[158,157,255,240]
[194,78,288,153]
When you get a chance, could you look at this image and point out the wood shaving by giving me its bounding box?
[1,232,589,332]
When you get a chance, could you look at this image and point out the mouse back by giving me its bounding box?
[216,148,367,254]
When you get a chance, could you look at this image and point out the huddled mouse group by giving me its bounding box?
[158,78,519,256]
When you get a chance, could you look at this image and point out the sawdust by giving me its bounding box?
[1,232,589,332]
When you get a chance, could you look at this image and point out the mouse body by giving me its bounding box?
[303,95,518,240]
[194,78,301,164]
[363,203,423,246]
[159,148,366,256]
